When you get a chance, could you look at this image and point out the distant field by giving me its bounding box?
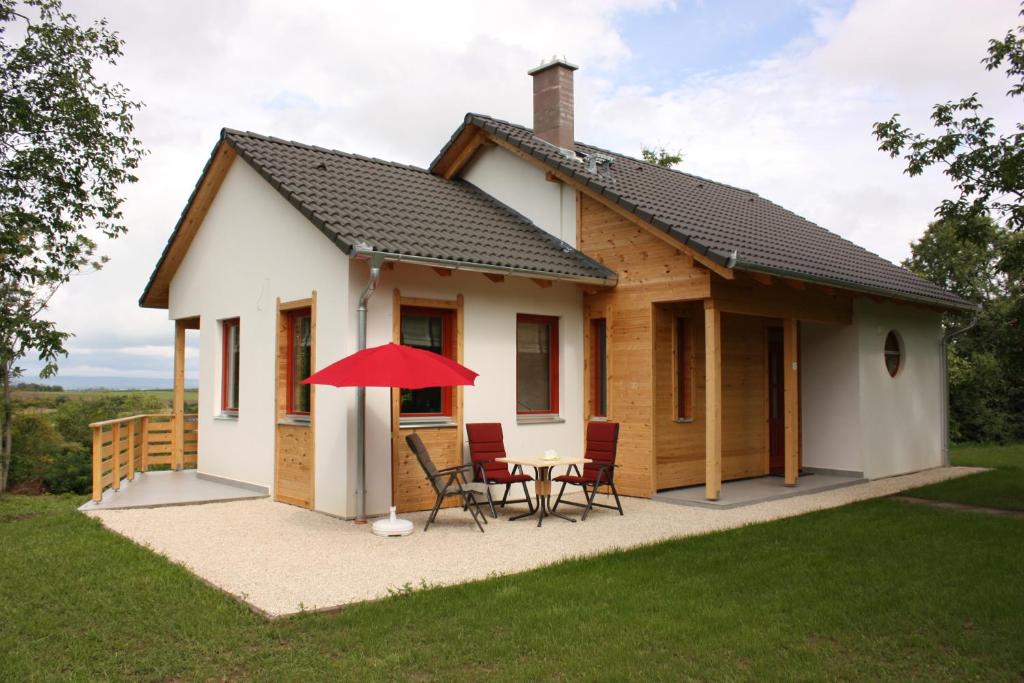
[13,388,199,412]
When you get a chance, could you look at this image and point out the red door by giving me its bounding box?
[767,327,785,473]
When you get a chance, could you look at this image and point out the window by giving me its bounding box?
[517,314,559,414]
[884,330,902,378]
[400,306,454,417]
[675,317,693,419]
[286,309,312,415]
[591,318,607,417]
[221,318,240,413]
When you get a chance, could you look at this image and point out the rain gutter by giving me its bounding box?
[349,245,617,287]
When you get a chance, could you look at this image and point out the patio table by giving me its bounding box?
[496,455,591,527]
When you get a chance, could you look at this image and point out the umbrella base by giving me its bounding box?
[371,506,414,537]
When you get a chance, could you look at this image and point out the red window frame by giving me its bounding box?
[516,314,560,415]
[285,308,312,416]
[675,317,692,419]
[221,318,240,413]
[399,306,455,418]
[591,318,607,418]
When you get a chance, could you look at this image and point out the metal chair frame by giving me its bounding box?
[406,434,493,532]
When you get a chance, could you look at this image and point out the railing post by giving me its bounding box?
[110,421,121,491]
[91,426,103,502]
[140,415,150,471]
[126,419,136,481]
[173,320,186,470]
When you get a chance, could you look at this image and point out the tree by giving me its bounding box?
[903,216,1024,442]
[0,0,144,492]
[873,5,1024,271]
[641,145,683,168]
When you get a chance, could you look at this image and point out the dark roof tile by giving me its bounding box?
[220,129,614,284]
[438,114,971,309]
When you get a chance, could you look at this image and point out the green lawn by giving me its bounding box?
[906,442,1024,511]
[1,450,1022,681]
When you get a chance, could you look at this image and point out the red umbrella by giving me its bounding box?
[303,342,478,388]
[303,342,478,525]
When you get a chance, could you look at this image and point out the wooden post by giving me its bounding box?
[91,426,103,502]
[126,419,136,481]
[140,416,149,471]
[110,421,121,491]
[172,319,186,470]
[704,299,722,501]
[783,318,800,486]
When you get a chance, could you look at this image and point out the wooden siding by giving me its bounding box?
[579,194,711,497]
[273,294,316,509]
[390,290,465,513]
[653,305,770,490]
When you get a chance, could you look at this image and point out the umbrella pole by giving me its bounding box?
[354,255,383,523]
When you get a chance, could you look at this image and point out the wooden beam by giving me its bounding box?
[544,170,562,183]
[483,132,736,281]
[783,278,806,291]
[704,299,722,501]
[531,278,553,288]
[750,273,773,286]
[172,319,186,471]
[817,284,835,296]
[483,273,504,283]
[440,129,486,179]
[432,267,453,277]
[783,318,800,486]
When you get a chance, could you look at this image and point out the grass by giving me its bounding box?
[905,442,1024,511]
[1,449,1022,681]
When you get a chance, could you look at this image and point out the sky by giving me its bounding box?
[19,0,1023,386]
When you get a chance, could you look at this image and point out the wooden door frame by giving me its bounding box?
[273,292,316,508]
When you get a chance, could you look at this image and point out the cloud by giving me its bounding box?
[26,0,1022,385]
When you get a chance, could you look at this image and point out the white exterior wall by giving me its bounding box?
[355,260,586,518]
[461,145,578,247]
[168,158,353,516]
[799,300,945,479]
[854,300,944,478]
[800,320,863,474]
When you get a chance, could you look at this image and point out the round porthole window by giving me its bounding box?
[884,331,902,377]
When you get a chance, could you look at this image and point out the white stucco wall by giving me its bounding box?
[799,300,945,479]
[855,300,944,479]
[168,158,353,516]
[355,260,586,518]
[800,320,864,474]
[461,144,578,247]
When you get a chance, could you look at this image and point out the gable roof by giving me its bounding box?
[140,129,616,308]
[432,114,974,311]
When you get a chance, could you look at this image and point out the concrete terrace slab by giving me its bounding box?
[83,466,984,617]
[78,470,267,511]
[654,472,865,509]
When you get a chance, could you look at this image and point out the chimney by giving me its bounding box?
[528,57,578,151]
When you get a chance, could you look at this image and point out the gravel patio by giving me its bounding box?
[85,466,982,617]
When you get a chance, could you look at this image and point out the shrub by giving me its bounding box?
[53,393,164,446]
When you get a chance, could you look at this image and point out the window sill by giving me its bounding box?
[400,417,457,429]
[278,416,311,427]
[214,413,239,422]
[517,414,565,425]
[674,417,695,424]
[589,416,608,422]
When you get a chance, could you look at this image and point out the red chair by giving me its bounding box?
[466,423,534,516]
[552,421,623,520]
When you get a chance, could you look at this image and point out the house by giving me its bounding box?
[123,58,973,519]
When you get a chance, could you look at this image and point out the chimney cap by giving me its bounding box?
[528,55,579,76]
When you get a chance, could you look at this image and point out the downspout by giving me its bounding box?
[354,253,384,523]
[940,312,979,466]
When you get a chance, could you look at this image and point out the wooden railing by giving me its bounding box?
[90,413,198,502]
